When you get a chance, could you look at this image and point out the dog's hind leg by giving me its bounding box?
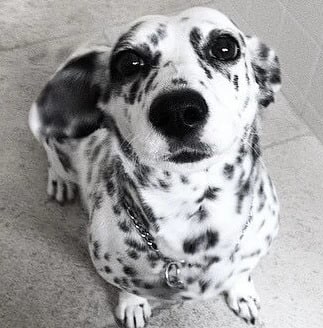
[44,138,79,204]
[29,102,79,204]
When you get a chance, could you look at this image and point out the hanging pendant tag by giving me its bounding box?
[165,261,185,289]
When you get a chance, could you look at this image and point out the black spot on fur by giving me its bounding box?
[198,59,212,79]
[183,230,218,254]
[156,24,167,39]
[87,135,98,149]
[123,266,137,277]
[199,279,211,293]
[93,241,100,259]
[205,187,220,200]
[197,206,208,221]
[241,249,261,260]
[259,43,270,59]
[106,180,115,197]
[114,277,121,285]
[90,144,101,162]
[257,195,266,212]
[190,27,203,57]
[144,71,158,94]
[129,80,140,105]
[143,282,154,289]
[180,175,189,184]
[118,219,132,233]
[172,78,187,86]
[125,238,147,252]
[186,277,197,285]
[236,180,250,214]
[233,75,239,91]
[127,249,140,260]
[151,50,161,67]
[112,21,144,53]
[270,65,281,85]
[104,266,112,274]
[188,205,208,221]
[147,252,159,268]
[113,204,122,215]
[205,255,220,267]
[250,131,261,165]
[266,234,273,246]
[134,164,152,187]
[104,252,110,261]
[137,90,143,103]
[238,268,250,274]
[121,277,130,288]
[93,191,103,210]
[158,179,170,190]
[163,170,171,178]
[223,164,235,179]
[148,33,159,46]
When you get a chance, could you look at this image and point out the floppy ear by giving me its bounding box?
[31,45,111,140]
[246,36,281,108]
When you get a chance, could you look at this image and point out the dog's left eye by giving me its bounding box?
[114,51,145,77]
[209,35,240,61]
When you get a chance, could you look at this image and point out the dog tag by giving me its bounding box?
[164,261,185,289]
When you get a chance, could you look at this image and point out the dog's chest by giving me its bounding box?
[141,169,250,260]
[85,132,264,300]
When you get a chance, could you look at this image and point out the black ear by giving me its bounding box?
[35,46,110,139]
[246,36,281,108]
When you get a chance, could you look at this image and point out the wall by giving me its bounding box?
[212,0,323,142]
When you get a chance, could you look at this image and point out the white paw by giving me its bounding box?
[224,276,260,325]
[47,166,77,204]
[115,291,152,328]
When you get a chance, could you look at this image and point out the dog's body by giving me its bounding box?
[29,7,281,327]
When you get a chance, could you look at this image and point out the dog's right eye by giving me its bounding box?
[114,51,145,78]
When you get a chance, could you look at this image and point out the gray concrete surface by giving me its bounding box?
[0,1,322,328]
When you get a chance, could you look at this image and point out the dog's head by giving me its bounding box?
[102,7,281,167]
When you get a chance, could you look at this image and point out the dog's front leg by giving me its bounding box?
[223,273,261,325]
[115,290,152,328]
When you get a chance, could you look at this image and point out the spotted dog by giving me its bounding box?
[29,7,281,328]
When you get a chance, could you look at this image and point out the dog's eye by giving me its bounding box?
[209,35,240,61]
[114,51,145,77]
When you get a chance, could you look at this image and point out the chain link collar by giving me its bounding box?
[123,194,254,290]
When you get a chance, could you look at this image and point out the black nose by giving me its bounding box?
[149,89,208,139]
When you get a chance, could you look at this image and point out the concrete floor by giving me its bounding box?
[0,1,322,328]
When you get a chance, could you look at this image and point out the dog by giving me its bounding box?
[29,7,281,327]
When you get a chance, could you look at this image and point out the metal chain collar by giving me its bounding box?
[123,195,254,290]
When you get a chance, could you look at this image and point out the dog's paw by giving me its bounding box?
[47,166,77,204]
[115,291,152,328]
[224,276,260,325]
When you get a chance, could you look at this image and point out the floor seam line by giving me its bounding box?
[263,133,313,149]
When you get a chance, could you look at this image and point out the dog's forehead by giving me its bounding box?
[117,7,240,49]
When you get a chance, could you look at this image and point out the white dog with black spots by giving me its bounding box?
[29,7,281,328]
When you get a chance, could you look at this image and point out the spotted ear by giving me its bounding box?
[246,36,281,108]
[30,45,111,141]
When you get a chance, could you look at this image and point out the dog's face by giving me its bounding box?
[102,7,281,166]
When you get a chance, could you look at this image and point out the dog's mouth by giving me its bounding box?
[164,150,211,163]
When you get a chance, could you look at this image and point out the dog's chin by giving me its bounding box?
[165,150,211,164]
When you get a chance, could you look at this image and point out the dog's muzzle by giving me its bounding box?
[149,89,208,140]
